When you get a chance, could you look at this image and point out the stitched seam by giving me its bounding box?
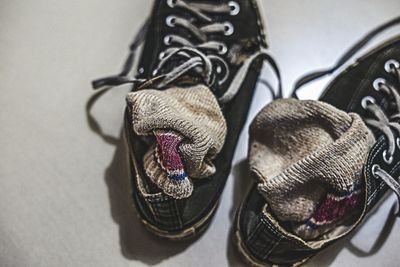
[174,201,183,229]
[250,0,267,48]
[260,217,284,238]
[169,200,180,230]
[152,202,160,222]
[146,194,170,202]
[366,139,386,201]
[255,225,278,260]
[250,226,274,260]
[367,138,385,170]
[264,236,282,259]
[261,216,310,247]
[257,227,274,252]
[247,220,263,244]
[366,137,400,204]
[369,162,400,205]
[367,182,386,205]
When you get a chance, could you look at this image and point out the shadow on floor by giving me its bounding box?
[86,91,194,265]
[104,133,196,265]
[228,159,252,223]
[226,159,253,267]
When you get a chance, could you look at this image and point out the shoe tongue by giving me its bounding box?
[126,84,227,199]
[249,98,375,239]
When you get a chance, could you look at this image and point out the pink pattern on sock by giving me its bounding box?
[307,185,363,228]
[154,131,188,180]
[314,194,360,222]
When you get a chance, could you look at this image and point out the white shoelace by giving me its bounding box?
[363,60,400,215]
[92,0,282,103]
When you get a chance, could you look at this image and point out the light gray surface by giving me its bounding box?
[1,0,400,266]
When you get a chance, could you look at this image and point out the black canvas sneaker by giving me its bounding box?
[92,0,280,240]
[234,16,400,266]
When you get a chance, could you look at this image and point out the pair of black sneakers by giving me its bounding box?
[92,1,400,266]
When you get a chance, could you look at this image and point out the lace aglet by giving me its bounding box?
[91,75,137,90]
[92,77,113,90]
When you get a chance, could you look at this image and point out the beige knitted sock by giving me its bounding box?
[249,98,375,240]
[126,84,227,199]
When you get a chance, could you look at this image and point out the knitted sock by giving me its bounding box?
[249,98,375,240]
[127,84,227,199]
[143,130,193,198]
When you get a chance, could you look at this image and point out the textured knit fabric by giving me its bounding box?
[126,85,227,199]
[249,98,375,240]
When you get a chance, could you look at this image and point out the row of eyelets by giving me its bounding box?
[162,1,239,57]
[379,59,399,164]
[368,59,400,172]
[366,59,400,171]
[162,16,176,61]
[153,1,240,80]
[141,1,242,77]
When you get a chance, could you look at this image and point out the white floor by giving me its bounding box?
[1,1,400,266]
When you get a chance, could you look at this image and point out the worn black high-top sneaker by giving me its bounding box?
[93,0,280,240]
[234,16,400,266]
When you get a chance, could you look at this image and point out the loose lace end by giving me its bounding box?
[92,75,139,90]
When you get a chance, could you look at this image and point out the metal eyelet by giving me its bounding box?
[159,51,166,60]
[223,22,234,36]
[371,164,380,179]
[383,150,394,164]
[384,59,400,73]
[218,43,228,55]
[152,69,158,76]
[164,35,173,45]
[166,16,177,27]
[361,96,375,109]
[228,1,240,16]
[138,67,144,74]
[167,0,177,8]
[373,78,386,91]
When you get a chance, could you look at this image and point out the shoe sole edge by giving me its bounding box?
[233,202,310,267]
